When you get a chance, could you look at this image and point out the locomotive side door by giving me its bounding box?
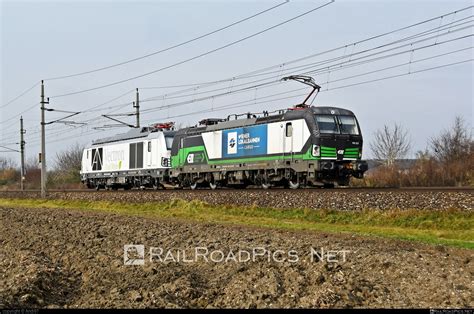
[285,122,294,160]
[179,137,185,167]
[146,140,152,167]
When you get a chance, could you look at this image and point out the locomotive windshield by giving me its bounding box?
[338,115,359,135]
[315,115,360,135]
[315,115,339,134]
[165,136,174,149]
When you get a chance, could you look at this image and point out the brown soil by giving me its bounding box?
[0,206,472,309]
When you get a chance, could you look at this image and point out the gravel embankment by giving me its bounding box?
[0,206,472,308]
[0,190,472,211]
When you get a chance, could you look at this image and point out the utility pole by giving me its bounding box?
[134,88,140,128]
[40,80,49,198]
[20,116,26,191]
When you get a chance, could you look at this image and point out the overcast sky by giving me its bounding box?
[1,0,472,165]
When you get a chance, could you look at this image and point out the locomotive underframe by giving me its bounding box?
[171,158,368,189]
[81,169,168,190]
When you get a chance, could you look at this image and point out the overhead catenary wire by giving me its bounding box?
[25,40,474,142]
[27,57,473,146]
[6,15,470,132]
[48,0,334,98]
[0,89,134,135]
[109,59,474,128]
[8,32,473,143]
[1,102,40,127]
[0,81,40,109]
[134,14,474,102]
[137,33,474,114]
[3,6,470,128]
[8,5,473,146]
[0,145,20,153]
[2,4,471,133]
[137,11,474,93]
[44,1,290,81]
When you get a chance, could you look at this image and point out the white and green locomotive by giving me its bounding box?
[81,76,368,190]
[170,105,368,189]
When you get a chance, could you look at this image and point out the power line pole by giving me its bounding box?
[134,88,140,128]
[40,80,49,198]
[20,116,26,191]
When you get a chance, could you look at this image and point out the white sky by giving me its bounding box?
[1,0,473,166]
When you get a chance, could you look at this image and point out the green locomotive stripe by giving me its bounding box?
[172,146,323,167]
[171,145,209,167]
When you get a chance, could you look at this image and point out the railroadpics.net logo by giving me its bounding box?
[124,244,145,265]
[123,244,350,265]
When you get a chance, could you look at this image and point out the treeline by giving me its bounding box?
[1,117,472,189]
[0,144,84,190]
[354,116,473,187]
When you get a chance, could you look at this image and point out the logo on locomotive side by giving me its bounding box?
[227,132,238,155]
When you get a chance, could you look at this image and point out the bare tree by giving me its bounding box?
[54,143,84,184]
[0,157,17,170]
[24,156,41,189]
[0,157,18,186]
[370,124,411,166]
[430,116,472,163]
[25,156,39,172]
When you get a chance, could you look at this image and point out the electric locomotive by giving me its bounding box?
[80,123,175,190]
[169,76,368,189]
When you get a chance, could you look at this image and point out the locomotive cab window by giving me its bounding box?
[315,114,360,135]
[338,115,360,135]
[285,122,293,137]
[315,115,339,134]
[165,136,174,149]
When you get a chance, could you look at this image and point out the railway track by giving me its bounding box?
[1,186,473,193]
[1,186,472,211]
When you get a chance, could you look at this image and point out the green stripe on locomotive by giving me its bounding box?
[171,145,322,168]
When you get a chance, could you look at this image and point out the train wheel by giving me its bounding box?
[288,180,300,189]
[190,182,198,190]
[95,184,100,191]
[209,182,217,190]
[261,176,271,189]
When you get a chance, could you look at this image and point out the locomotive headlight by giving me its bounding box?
[312,145,320,157]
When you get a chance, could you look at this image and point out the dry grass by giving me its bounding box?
[1,198,472,249]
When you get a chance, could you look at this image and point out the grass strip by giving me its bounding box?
[0,197,472,249]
